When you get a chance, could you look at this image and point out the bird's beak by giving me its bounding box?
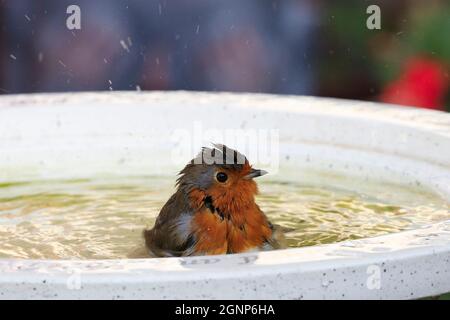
[244,169,268,180]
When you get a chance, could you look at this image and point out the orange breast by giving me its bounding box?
[191,205,272,255]
[191,208,228,255]
[227,207,272,253]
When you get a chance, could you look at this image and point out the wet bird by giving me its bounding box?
[144,144,284,257]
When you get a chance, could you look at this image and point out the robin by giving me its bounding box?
[144,144,284,257]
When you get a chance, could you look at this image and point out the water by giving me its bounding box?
[0,175,449,260]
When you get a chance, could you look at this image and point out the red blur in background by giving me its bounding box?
[381,58,448,110]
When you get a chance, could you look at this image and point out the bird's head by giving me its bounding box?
[177,144,267,212]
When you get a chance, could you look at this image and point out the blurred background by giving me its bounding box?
[0,0,449,111]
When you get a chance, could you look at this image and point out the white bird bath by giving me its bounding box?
[0,91,449,299]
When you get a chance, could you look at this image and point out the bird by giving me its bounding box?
[144,144,285,257]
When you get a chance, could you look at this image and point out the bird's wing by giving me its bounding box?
[266,223,288,250]
[256,205,288,250]
[144,191,197,257]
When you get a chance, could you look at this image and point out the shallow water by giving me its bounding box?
[0,175,449,259]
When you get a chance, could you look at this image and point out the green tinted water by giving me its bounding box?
[0,175,449,259]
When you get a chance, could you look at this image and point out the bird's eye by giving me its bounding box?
[216,172,228,183]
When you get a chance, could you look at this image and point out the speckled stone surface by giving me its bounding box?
[0,91,449,299]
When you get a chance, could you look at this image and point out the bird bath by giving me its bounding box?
[0,91,449,299]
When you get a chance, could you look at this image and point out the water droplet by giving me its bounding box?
[120,40,130,53]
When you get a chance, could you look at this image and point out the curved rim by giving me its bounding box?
[0,91,449,299]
